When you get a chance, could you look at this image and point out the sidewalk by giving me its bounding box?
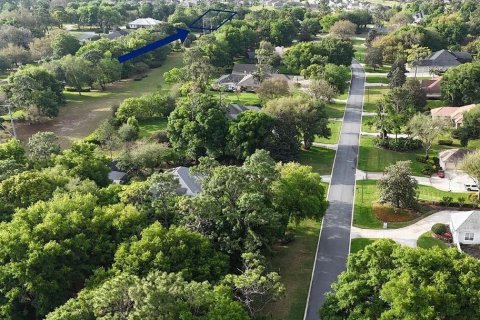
[351,210,459,247]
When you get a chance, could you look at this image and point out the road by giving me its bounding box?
[304,60,365,320]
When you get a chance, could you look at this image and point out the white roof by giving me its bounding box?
[450,211,480,231]
[129,18,161,26]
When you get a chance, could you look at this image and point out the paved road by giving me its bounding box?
[304,60,365,320]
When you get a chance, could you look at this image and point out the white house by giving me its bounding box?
[450,211,480,247]
[128,18,161,29]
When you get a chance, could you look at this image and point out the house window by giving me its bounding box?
[465,233,474,241]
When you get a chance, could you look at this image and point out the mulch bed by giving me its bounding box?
[460,244,480,259]
[373,202,417,222]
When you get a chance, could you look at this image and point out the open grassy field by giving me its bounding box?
[417,231,449,249]
[364,65,391,73]
[358,136,458,176]
[366,75,389,84]
[361,116,376,133]
[15,52,184,148]
[426,99,445,110]
[350,238,376,253]
[138,117,168,139]
[354,180,471,229]
[262,219,321,320]
[325,101,346,119]
[209,90,261,106]
[299,146,336,175]
[315,120,341,144]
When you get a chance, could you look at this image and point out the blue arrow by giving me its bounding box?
[118,28,189,63]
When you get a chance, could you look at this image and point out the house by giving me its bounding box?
[412,49,472,74]
[420,77,442,99]
[227,104,260,120]
[431,104,477,128]
[412,11,426,24]
[128,18,161,29]
[450,211,480,247]
[108,161,128,184]
[104,28,130,40]
[439,148,471,171]
[232,64,258,76]
[171,166,201,196]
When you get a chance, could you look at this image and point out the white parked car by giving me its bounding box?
[464,183,479,192]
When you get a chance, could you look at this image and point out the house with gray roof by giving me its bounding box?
[450,211,480,247]
[128,18,161,29]
[232,64,258,75]
[412,49,472,74]
[227,104,260,120]
[171,166,201,196]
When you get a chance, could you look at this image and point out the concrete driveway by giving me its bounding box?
[351,210,460,247]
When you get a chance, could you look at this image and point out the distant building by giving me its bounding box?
[171,166,201,196]
[104,28,130,39]
[431,104,477,128]
[413,49,473,74]
[128,18,161,29]
[420,77,442,99]
[450,211,480,247]
[439,148,471,171]
[108,161,128,184]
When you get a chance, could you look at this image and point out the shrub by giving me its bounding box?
[438,139,453,146]
[375,138,422,151]
[440,196,453,206]
[118,124,139,141]
[150,130,170,144]
[431,223,447,235]
[458,197,466,208]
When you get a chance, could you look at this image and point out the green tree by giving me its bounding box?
[224,252,285,317]
[403,79,427,111]
[60,55,93,94]
[322,63,351,93]
[27,131,61,166]
[460,150,480,200]
[321,240,480,319]
[407,114,449,159]
[365,47,383,71]
[0,43,31,66]
[3,65,64,118]
[442,62,480,106]
[431,13,468,46]
[453,105,480,146]
[269,18,297,46]
[0,159,24,182]
[113,222,228,282]
[0,139,26,162]
[54,142,110,186]
[0,193,145,319]
[257,77,290,101]
[378,161,418,209]
[227,111,275,160]
[307,79,337,102]
[167,94,227,160]
[51,32,81,58]
[388,60,407,88]
[273,162,328,223]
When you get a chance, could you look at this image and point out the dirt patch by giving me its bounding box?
[373,202,416,222]
[461,244,480,259]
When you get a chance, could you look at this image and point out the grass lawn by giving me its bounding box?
[417,231,448,249]
[363,65,391,73]
[15,52,184,148]
[353,38,366,63]
[354,180,471,229]
[315,120,341,144]
[299,146,336,175]
[138,117,168,139]
[262,219,321,320]
[350,238,376,253]
[363,86,389,112]
[325,101,346,119]
[361,116,376,133]
[209,91,261,106]
[358,136,457,176]
[426,99,445,110]
[366,75,389,84]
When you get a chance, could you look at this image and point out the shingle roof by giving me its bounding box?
[439,148,470,164]
[415,50,472,67]
[232,64,258,75]
[227,104,260,119]
[451,211,480,231]
[172,166,201,196]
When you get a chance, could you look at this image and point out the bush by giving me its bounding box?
[65,86,91,92]
[150,130,170,144]
[438,139,453,146]
[431,223,447,235]
[458,197,466,208]
[440,196,453,206]
[375,138,422,152]
[118,124,139,141]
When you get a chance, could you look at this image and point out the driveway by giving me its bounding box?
[351,210,459,247]
[304,60,364,320]
[356,170,475,193]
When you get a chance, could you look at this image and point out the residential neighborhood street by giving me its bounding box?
[304,60,364,320]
